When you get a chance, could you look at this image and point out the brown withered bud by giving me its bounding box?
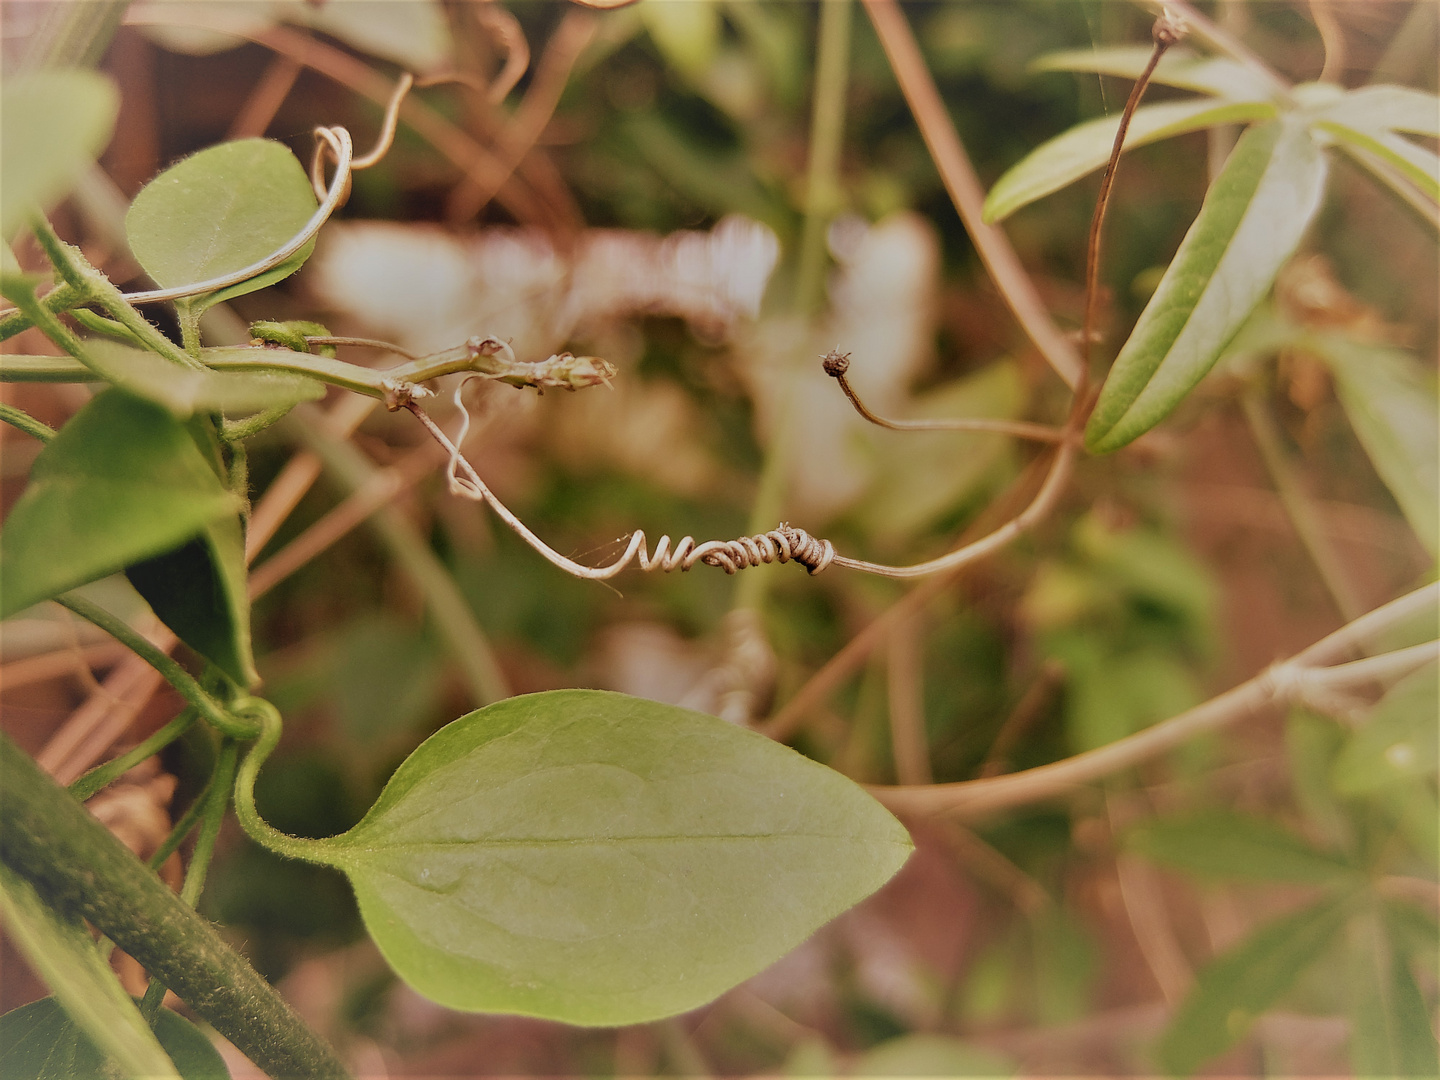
[821,350,851,377]
[497,352,618,392]
[1153,9,1188,46]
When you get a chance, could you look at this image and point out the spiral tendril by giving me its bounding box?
[632,525,836,576]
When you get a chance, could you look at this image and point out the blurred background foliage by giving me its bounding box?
[1,0,1436,1075]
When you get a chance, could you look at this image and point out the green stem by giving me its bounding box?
[69,709,199,803]
[0,282,83,341]
[0,734,353,1080]
[231,699,335,865]
[0,402,55,442]
[53,594,259,740]
[736,0,852,614]
[223,404,295,442]
[70,306,147,347]
[287,408,510,706]
[148,755,219,873]
[1239,388,1366,622]
[177,303,204,359]
[27,216,203,371]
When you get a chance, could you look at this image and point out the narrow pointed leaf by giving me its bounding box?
[0,998,230,1080]
[982,99,1277,223]
[0,864,180,1080]
[1314,121,1440,202]
[1332,662,1438,796]
[1126,810,1357,883]
[1086,118,1329,453]
[83,339,324,419]
[1156,897,1350,1077]
[1348,911,1440,1079]
[1030,46,1276,101]
[312,690,913,1026]
[125,139,317,312]
[0,390,240,618]
[1309,85,1440,139]
[1,71,118,241]
[1309,334,1439,557]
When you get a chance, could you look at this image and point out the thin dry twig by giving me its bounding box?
[1107,792,1193,1005]
[862,0,1084,391]
[887,611,932,786]
[228,54,302,140]
[1308,0,1347,84]
[472,0,531,104]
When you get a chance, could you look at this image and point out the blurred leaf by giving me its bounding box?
[784,1037,839,1077]
[0,998,230,1080]
[1307,85,1440,138]
[310,690,912,1025]
[0,71,118,241]
[1126,810,1357,883]
[82,339,323,419]
[1032,908,1100,1025]
[125,139,317,314]
[858,361,1024,543]
[1051,634,1200,753]
[283,0,451,73]
[983,99,1276,223]
[1309,336,1439,558]
[1157,896,1350,1076]
[1333,663,1438,796]
[1367,776,1440,870]
[850,1034,1014,1077]
[1030,46,1276,100]
[641,0,721,82]
[1348,910,1440,1079]
[1314,120,1440,201]
[1286,710,1351,847]
[1071,515,1217,644]
[128,2,276,55]
[1086,118,1329,453]
[0,864,179,1080]
[325,615,445,746]
[126,516,257,689]
[0,390,240,618]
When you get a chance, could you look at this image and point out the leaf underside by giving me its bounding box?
[0,997,230,1080]
[320,690,913,1026]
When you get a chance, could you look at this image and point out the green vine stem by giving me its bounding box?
[0,282,83,341]
[231,698,336,866]
[0,734,353,1080]
[68,708,199,803]
[0,402,55,442]
[54,594,260,740]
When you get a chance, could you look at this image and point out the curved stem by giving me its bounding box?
[53,594,258,740]
[0,282,83,341]
[231,698,336,866]
[180,741,238,908]
[0,402,55,442]
[829,364,1066,442]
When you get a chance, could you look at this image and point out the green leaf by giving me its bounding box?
[1308,85,1440,139]
[1309,335,1439,557]
[982,99,1277,223]
[1,71,118,241]
[125,139,317,313]
[850,1034,1015,1077]
[312,689,913,1026]
[1333,663,1439,796]
[1086,118,1329,453]
[287,0,452,73]
[1314,120,1440,202]
[127,513,257,689]
[1156,896,1350,1076]
[641,0,721,82]
[0,864,180,1080]
[0,998,230,1080]
[1030,46,1276,101]
[1348,910,1440,1079]
[0,390,240,619]
[81,339,324,419]
[1126,810,1357,883]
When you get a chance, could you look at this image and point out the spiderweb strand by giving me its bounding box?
[408,401,835,581]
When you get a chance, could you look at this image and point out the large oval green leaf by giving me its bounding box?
[1,71,118,241]
[0,390,240,619]
[1085,118,1329,453]
[0,997,229,1080]
[310,689,912,1026]
[982,98,1278,224]
[125,139,317,312]
[0,865,180,1080]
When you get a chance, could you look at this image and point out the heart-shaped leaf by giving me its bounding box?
[0,390,240,619]
[307,689,912,1026]
[125,139,317,313]
[1,71,118,241]
[82,339,325,419]
[1085,118,1329,453]
[0,864,180,1080]
[982,98,1278,224]
[0,997,230,1080]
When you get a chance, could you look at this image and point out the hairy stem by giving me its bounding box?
[0,402,55,442]
[68,708,198,803]
[0,735,352,1080]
